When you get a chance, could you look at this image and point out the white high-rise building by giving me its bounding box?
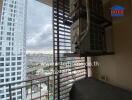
[0,0,27,99]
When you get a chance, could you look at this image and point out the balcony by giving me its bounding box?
[0,66,88,100]
[0,0,132,99]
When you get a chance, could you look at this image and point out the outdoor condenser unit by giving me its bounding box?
[70,0,113,56]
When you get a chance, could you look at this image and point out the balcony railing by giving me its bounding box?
[0,75,54,100]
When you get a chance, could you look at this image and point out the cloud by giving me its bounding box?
[26,0,52,51]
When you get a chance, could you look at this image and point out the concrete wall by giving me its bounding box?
[0,0,3,20]
[93,0,132,91]
[37,0,52,6]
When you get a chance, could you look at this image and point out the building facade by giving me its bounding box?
[0,0,27,99]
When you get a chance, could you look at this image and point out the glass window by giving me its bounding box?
[0,79,4,82]
[0,90,4,94]
[9,4,13,8]
[0,42,2,45]
[12,93,16,96]
[7,22,12,26]
[0,74,4,77]
[11,62,15,66]
[6,94,9,97]
[8,18,12,21]
[17,72,21,75]
[1,31,3,35]
[11,67,15,71]
[17,77,21,80]
[0,69,4,72]
[6,63,10,66]
[6,37,11,40]
[11,72,15,76]
[12,57,15,60]
[12,97,16,100]
[17,62,21,65]
[6,52,10,56]
[0,63,4,66]
[17,57,21,60]
[6,78,9,82]
[17,67,21,70]
[6,89,9,92]
[0,58,4,61]
[0,95,4,98]
[6,68,10,71]
[7,32,11,35]
[17,96,21,99]
[0,37,3,40]
[6,73,10,76]
[6,57,10,61]
[17,91,21,95]
[11,77,15,81]
[6,47,10,50]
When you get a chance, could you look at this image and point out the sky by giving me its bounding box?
[26,0,52,53]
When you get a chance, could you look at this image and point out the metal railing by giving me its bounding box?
[0,75,54,100]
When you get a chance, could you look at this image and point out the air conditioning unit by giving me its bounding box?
[70,0,113,56]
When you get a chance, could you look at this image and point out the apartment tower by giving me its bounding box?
[0,0,27,99]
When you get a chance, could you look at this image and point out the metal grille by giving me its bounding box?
[53,0,88,100]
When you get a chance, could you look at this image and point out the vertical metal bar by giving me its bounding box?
[53,0,56,99]
[56,0,60,99]
[31,80,33,100]
[9,84,12,100]
[40,82,41,100]
[63,0,66,52]
[21,88,23,100]
[48,77,50,100]
[85,57,88,78]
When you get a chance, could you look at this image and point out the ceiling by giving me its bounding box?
[0,0,3,14]
[36,0,111,7]
[36,0,52,6]
[102,0,110,4]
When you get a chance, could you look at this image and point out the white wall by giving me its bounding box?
[94,0,132,91]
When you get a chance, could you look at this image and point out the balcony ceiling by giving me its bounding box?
[102,0,110,4]
[36,0,52,6]
[36,0,110,7]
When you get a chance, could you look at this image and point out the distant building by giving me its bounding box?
[26,53,53,65]
[0,0,27,99]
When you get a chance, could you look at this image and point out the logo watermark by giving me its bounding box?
[111,5,125,17]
